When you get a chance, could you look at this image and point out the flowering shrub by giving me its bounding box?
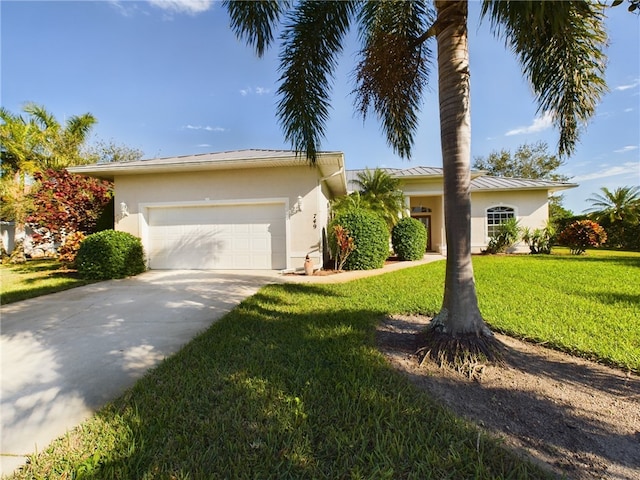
[558,220,607,255]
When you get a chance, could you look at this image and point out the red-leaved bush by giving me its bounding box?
[27,169,113,247]
[558,220,607,255]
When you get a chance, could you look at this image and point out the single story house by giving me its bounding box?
[69,149,576,270]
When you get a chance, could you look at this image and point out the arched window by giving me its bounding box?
[486,206,515,237]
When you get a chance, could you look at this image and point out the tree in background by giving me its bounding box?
[585,186,640,250]
[225,0,608,368]
[1,104,98,259]
[84,138,144,164]
[473,141,568,181]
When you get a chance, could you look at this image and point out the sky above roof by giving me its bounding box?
[2,0,639,214]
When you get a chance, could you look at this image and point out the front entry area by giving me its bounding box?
[412,214,432,252]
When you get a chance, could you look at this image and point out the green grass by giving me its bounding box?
[9,249,640,479]
[0,259,95,304]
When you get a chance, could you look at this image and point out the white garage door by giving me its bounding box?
[147,203,286,270]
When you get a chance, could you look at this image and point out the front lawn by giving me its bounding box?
[9,250,639,479]
[0,259,94,305]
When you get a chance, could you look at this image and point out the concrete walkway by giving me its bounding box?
[0,254,444,477]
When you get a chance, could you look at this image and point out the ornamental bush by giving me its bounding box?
[558,220,607,255]
[392,217,427,261]
[485,218,521,254]
[76,230,146,280]
[329,210,389,270]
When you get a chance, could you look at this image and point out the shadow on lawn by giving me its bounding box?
[28,284,551,480]
[381,315,640,480]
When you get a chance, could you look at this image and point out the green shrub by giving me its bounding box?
[329,210,389,270]
[76,230,146,280]
[558,220,607,255]
[392,217,427,261]
[485,218,521,254]
[521,223,555,255]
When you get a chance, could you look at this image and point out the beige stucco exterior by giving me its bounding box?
[115,166,334,270]
[470,190,550,253]
[70,150,575,269]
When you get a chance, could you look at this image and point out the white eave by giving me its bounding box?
[69,149,348,197]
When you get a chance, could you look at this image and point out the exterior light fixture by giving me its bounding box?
[120,202,129,218]
[297,196,304,212]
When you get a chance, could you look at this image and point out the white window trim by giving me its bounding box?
[485,205,518,240]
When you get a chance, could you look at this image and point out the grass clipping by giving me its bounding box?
[416,315,504,380]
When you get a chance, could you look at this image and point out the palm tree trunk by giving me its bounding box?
[432,0,491,339]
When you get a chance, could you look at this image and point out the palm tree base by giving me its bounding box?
[416,328,504,380]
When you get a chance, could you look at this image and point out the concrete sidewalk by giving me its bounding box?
[0,255,444,477]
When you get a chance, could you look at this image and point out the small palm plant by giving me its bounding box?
[485,218,521,254]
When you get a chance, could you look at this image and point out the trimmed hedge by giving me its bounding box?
[392,217,427,261]
[329,210,389,270]
[76,230,146,280]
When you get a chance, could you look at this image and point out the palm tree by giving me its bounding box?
[224,0,608,365]
[352,168,405,229]
[585,186,640,249]
[22,103,97,169]
[586,186,640,224]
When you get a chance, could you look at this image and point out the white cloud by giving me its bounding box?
[613,79,640,92]
[240,86,271,96]
[624,108,634,113]
[505,111,554,136]
[183,124,226,132]
[109,1,146,17]
[613,145,639,154]
[572,162,639,182]
[147,0,214,15]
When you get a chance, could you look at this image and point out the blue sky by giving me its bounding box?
[2,0,639,214]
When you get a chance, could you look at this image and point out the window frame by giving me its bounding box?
[486,205,516,239]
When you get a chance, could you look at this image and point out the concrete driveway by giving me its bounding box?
[0,255,445,477]
[0,269,283,477]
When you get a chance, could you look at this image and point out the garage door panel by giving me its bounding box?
[148,204,286,270]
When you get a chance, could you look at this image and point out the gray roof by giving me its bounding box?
[69,148,347,197]
[470,175,577,192]
[346,167,576,193]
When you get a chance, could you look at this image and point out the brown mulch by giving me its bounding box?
[376,315,640,480]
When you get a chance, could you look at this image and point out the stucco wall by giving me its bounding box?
[114,166,325,270]
[470,190,549,253]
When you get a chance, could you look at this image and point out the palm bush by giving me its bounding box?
[521,222,555,255]
[485,218,521,254]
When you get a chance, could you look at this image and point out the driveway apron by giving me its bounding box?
[0,269,281,477]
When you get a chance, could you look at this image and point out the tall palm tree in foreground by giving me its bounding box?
[225,0,608,366]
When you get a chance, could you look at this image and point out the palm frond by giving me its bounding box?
[481,0,608,156]
[277,0,357,163]
[224,0,291,57]
[354,1,434,159]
